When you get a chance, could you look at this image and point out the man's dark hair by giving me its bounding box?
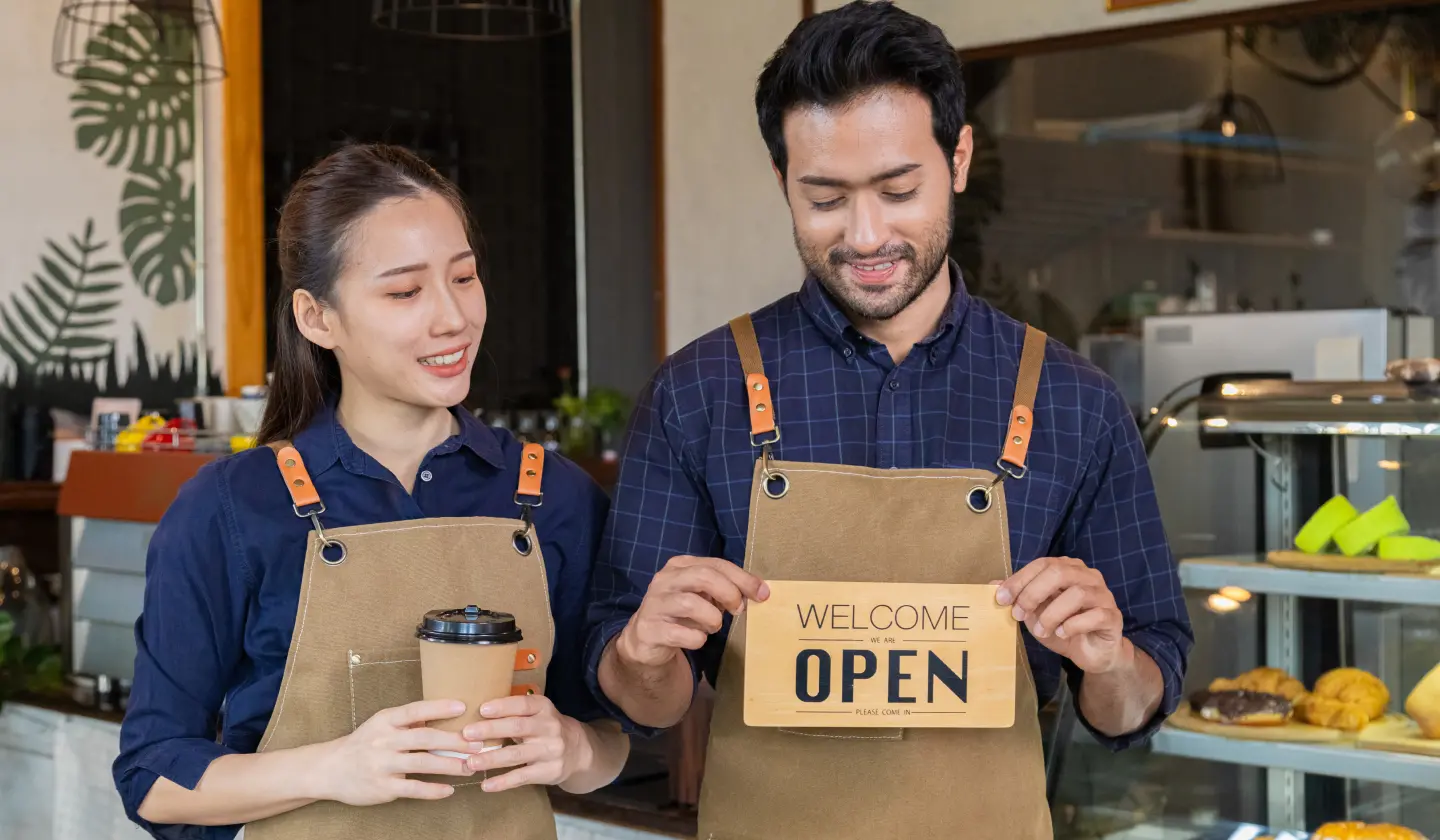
[754,0,966,178]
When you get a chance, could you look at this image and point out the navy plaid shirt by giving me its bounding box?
[584,262,1192,749]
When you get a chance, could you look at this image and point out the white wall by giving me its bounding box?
[814,0,1296,51]
[662,0,801,352]
[0,0,226,405]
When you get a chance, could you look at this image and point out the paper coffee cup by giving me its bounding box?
[417,605,522,757]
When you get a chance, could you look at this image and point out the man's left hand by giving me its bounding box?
[995,556,1126,675]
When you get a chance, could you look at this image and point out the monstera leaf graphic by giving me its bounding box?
[70,11,195,171]
[120,166,195,305]
[0,220,122,376]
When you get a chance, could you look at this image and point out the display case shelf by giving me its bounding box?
[1151,728,1440,792]
[1179,556,1440,607]
[1195,379,1440,437]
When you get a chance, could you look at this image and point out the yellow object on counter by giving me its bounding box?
[115,413,166,452]
[1406,662,1440,740]
[230,434,256,453]
[1311,821,1427,840]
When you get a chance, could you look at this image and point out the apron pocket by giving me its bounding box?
[346,647,422,732]
[777,727,903,740]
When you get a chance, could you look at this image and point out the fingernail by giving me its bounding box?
[443,786,456,797]
[758,583,771,600]
[735,601,745,615]
[1033,624,1047,638]
[1012,605,1025,621]
[996,588,1012,605]
[482,780,495,792]
[450,701,466,714]
[479,704,494,716]
[1055,627,1067,639]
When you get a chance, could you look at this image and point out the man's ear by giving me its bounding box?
[951,125,974,194]
[772,161,788,196]
[293,289,339,350]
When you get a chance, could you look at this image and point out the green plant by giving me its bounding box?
[553,386,632,458]
[0,613,63,712]
[0,220,122,376]
[120,166,196,305]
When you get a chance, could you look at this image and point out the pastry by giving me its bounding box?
[1189,689,1291,726]
[1209,666,1307,702]
[1296,668,1390,731]
[1386,357,1440,383]
[1405,662,1440,739]
[1311,821,1427,839]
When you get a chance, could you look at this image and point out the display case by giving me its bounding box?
[1050,377,1440,839]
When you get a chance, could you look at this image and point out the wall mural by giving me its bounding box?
[0,8,218,419]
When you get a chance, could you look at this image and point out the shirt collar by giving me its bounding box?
[797,257,970,363]
[291,399,507,478]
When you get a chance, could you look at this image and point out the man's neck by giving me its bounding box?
[336,386,458,492]
[848,263,953,365]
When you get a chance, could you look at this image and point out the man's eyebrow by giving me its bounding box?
[796,163,922,189]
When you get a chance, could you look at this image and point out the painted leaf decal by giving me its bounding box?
[120,166,195,306]
[0,220,122,376]
[70,11,195,170]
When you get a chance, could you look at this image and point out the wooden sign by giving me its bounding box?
[1107,0,1190,11]
[743,581,1017,728]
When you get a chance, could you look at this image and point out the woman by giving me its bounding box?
[113,143,628,840]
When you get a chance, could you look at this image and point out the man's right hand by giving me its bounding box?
[614,555,770,669]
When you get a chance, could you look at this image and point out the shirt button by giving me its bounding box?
[420,470,433,482]
[843,347,854,358]
[888,379,900,391]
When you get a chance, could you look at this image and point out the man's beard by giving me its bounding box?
[795,203,954,322]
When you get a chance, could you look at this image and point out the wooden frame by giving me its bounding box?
[222,0,267,395]
[1107,0,1191,11]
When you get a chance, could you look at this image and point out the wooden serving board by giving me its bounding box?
[1266,550,1440,575]
[1358,715,1440,758]
[1167,706,1353,743]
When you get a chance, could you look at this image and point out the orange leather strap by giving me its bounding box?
[268,441,321,509]
[999,326,1047,476]
[516,443,545,502]
[728,314,778,443]
[514,648,540,671]
[511,683,539,697]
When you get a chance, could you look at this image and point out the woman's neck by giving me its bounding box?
[335,388,458,493]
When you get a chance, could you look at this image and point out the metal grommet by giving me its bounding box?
[513,529,534,556]
[321,539,347,565]
[350,653,361,665]
[285,458,296,467]
[525,688,535,696]
[966,486,993,514]
[763,471,790,500]
[526,653,537,664]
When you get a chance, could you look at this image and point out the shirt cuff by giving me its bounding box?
[118,739,239,839]
[1066,627,1184,752]
[585,616,699,739]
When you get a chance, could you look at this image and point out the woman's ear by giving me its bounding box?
[293,289,339,350]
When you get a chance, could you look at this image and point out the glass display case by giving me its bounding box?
[1050,377,1440,839]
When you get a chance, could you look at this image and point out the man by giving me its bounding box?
[585,3,1192,837]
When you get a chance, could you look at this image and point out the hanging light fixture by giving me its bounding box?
[372,0,571,42]
[52,0,227,83]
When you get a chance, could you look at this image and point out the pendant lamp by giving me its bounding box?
[372,0,571,41]
[52,0,227,83]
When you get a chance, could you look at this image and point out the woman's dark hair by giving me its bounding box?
[754,0,966,178]
[256,143,477,445]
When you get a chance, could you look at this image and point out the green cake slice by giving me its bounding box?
[1294,495,1359,554]
[1377,535,1440,561]
[1333,496,1410,557]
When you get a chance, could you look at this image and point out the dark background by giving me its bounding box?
[260,0,578,412]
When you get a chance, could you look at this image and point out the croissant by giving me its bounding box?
[1311,821,1428,840]
[1297,668,1390,731]
[1209,666,1307,702]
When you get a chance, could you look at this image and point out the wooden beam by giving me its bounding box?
[222,0,266,395]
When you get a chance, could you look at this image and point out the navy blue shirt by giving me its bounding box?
[585,264,1193,749]
[114,404,609,840]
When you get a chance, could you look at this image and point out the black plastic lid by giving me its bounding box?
[416,605,523,644]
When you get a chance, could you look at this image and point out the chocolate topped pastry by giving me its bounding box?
[1189,689,1293,726]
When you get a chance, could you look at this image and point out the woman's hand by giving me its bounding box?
[314,699,478,806]
[460,695,591,792]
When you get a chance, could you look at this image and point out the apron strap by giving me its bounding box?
[267,440,323,512]
[516,442,545,505]
[998,326,1047,479]
[728,314,779,446]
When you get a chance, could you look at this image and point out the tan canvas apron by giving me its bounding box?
[696,315,1053,840]
[242,440,558,840]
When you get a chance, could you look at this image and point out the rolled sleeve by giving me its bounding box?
[1057,382,1193,751]
[113,463,248,838]
[584,366,715,736]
